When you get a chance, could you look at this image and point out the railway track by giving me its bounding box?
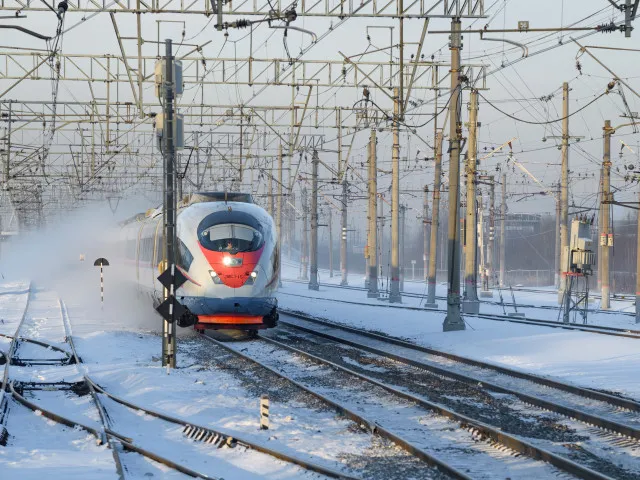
[283,277,638,318]
[203,331,623,480]
[258,312,640,479]
[3,287,357,479]
[274,315,640,472]
[279,281,640,340]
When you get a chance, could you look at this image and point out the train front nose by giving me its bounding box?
[193,222,274,329]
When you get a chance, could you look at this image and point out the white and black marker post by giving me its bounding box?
[260,395,269,430]
[93,258,110,307]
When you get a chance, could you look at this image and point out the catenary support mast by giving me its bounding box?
[443,18,465,331]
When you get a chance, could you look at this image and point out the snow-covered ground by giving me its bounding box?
[279,260,640,400]
[1,256,638,478]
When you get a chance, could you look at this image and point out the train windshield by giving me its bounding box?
[200,223,263,253]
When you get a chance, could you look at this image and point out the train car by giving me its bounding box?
[120,192,279,334]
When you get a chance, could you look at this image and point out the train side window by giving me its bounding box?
[178,240,194,271]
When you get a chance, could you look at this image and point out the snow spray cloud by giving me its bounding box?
[0,195,163,331]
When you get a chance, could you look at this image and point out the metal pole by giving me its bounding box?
[426,131,443,307]
[601,120,612,309]
[309,150,319,290]
[499,173,506,287]
[597,171,603,292]
[162,39,176,369]
[390,88,402,302]
[443,18,464,331]
[277,145,283,287]
[555,182,561,289]
[328,206,333,277]
[558,82,570,304]
[463,89,479,313]
[636,189,640,323]
[400,204,406,292]
[340,179,348,285]
[5,102,11,185]
[368,130,379,298]
[423,185,430,283]
[488,178,495,288]
[301,188,308,280]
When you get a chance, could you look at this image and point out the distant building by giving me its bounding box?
[504,213,541,239]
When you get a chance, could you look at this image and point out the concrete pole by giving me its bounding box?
[423,186,430,283]
[309,150,319,290]
[268,164,275,217]
[636,189,640,323]
[328,206,333,277]
[488,179,495,287]
[499,173,506,287]
[400,204,406,292]
[558,82,570,304]
[601,120,612,309]
[162,39,177,368]
[378,194,384,282]
[443,18,464,331]
[368,130,379,298]
[555,182,561,289]
[463,89,479,313]
[390,88,402,303]
[301,188,309,280]
[597,170,603,291]
[426,131,443,307]
[340,179,349,285]
[277,145,283,286]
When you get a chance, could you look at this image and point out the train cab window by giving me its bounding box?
[200,224,263,253]
[178,239,194,271]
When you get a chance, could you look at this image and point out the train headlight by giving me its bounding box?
[209,270,222,284]
[250,271,258,278]
[222,256,232,266]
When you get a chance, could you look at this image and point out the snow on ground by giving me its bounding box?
[279,260,640,400]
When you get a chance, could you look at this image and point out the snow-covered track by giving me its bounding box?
[60,300,356,480]
[85,376,359,480]
[0,285,32,444]
[257,333,620,480]
[283,278,638,319]
[202,332,478,480]
[279,285,640,339]
[279,312,640,438]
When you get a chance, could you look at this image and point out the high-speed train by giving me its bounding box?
[120,192,279,333]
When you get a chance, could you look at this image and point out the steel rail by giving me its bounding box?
[0,285,32,444]
[86,377,359,480]
[279,313,640,433]
[259,335,614,480]
[201,333,473,480]
[59,299,355,480]
[286,277,639,319]
[278,284,640,339]
[9,380,218,479]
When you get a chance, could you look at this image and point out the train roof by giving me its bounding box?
[183,192,254,205]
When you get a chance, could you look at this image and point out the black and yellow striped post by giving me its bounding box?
[93,258,110,307]
[260,395,269,430]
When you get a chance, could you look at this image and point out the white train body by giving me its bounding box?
[120,192,279,331]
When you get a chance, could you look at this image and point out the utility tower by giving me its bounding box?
[423,185,430,284]
[600,120,613,309]
[443,18,465,331]
[309,150,319,290]
[390,88,402,303]
[425,130,443,309]
[368,130,379,298]
[463,89,479,314]
[499,173,507,287]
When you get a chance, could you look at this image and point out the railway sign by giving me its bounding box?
[93,258,109,306]
[156,295,188,324]
[157,265,188,291]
